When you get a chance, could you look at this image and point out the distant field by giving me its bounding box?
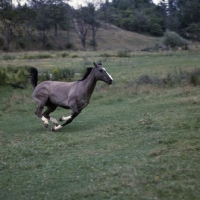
[0,50,200,199]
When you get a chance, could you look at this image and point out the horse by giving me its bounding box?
[29,61,113,131]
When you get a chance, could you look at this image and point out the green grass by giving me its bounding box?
[0,51,200,199]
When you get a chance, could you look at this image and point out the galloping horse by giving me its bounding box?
[29,61,113,131]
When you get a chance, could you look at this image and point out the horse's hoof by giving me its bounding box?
[51,127,56,131]
[44,123,48,128]
[59,117,63,122]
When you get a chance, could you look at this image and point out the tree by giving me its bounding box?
[99,0,160,35]
[28,0,69,49]
[28,0,52,48]
[84,2,100,51]
[72,2,101,51]
[16,3,36,50]
[72,7,90,50]
[0,0,22,50]
[48,0,68,37]
[166,0,200,40]
[133,11,149,32]
[98,0,112,27]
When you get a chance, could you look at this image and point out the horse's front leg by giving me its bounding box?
[51,100,82,131]
[51,112,80,131]
[59,100,87,123]
[59,115,72,122]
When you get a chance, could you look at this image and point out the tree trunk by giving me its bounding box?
[54,23,58,37]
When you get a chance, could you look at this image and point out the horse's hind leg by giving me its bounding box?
[43,104,58,126]
[35,101,49,128]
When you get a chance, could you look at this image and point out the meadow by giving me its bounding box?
[0,50,200,199]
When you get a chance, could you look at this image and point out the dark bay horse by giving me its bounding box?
[29,61,113,131]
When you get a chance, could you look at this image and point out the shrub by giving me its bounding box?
[0,37,5,47]
[100,53,113,57]
[37,54,53,59]
[23,54,53,59]
[16,38,27,50]
[0,69,7,86]
[117,50,131,57]
[163,30,189,48]
[65,42,75,50]
[150,23,164,37]
[2,55,16,60]
[61,52,69,58]
[133,68,200,88]
[71,54,78,58]
[0,65,29,88]
[183,23,200,41]
[45,43,54,50]
[39,68,75,82]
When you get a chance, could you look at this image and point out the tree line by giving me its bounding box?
[0,0,199,51]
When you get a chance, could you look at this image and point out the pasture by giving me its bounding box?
[0,50,200,199]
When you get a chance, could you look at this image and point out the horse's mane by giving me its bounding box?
[78,67,93,81]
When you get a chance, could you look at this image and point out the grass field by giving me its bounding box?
[1,50,200,199]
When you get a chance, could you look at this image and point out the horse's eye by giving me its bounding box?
[100,69,103,73]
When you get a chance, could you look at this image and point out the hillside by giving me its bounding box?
[0,24,162,52]
[73,24,162,51]
[58,24,163,51]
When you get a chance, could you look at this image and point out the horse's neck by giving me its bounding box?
[82,69,97,98]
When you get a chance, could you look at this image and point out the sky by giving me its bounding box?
[68,0,161,7]
[13,0,161,7]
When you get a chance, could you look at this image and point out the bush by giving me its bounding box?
[61,52,69,58]
[65,42,75,50]
[37,54,53,59]
[163,30,189,48]
[0,37,5,47]
[117,50,131,57]
[0,69,7,86]
[150,23,164,37]
[100,53,114,57]
[71,54,78,58]
[2,55,16,60]
[133,68,200,88]
[16,38,27,50]
[45,43,54,50]
[0,65,29,88]
[39,68,75,82]
[183,23,200,41]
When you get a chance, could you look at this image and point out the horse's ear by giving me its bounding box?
[93,62,98,68]
[97,60,102,65]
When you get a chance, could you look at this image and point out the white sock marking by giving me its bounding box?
[54,125,62,130]
[50,117,58,124]
[41,116,49,125]
[62,115,72,121]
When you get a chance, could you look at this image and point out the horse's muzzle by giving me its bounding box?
[107,79,113,85]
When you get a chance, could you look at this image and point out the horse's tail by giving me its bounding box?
[28,67,38,89]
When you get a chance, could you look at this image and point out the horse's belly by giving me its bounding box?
[49,93,69,106]
[77,100,88,109]
[58,105,70,109]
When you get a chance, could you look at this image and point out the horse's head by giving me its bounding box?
[93,61,113,85]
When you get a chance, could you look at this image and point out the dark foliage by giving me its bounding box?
[0,0,199,51]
